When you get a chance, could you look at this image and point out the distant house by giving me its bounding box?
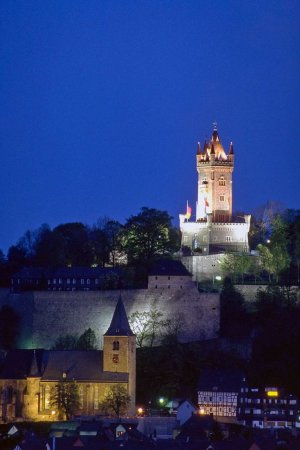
[11,266,123,292]
[198,369,245,421]
[148,259,194,289]
[238,386,300,429]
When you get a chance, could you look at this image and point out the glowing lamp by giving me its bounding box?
[137,407,143,415]
[199,408,205,415]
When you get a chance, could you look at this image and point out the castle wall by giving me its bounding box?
[0,288,219,349]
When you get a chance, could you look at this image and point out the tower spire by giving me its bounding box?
[104,296,134,336]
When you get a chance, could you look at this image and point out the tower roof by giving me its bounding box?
[104,296,134,336]
[229,141,234,155]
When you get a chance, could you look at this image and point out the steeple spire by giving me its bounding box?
[229,141,234,155]
[104,296,134,336]
[28,350,40,377]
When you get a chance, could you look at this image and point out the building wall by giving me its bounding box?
[148,275,194,289]
[0,287,219,349]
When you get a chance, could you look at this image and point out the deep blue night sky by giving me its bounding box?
[1,1,299,254]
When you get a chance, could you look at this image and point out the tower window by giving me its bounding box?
[226,236,232,242]
[113,341,119,351]
[219,176,226,186]
[220,195,225,202]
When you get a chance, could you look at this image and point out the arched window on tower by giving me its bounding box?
[113,341,119,351]
[219,176,226,186]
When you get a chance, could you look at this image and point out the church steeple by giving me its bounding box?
[104,296,134,337]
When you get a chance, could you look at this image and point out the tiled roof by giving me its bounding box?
[41,350,128,382]
[0,349,128,382]
[149,259,191,276]
[12,266,123,279]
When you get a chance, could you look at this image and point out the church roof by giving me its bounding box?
[104,296,134,337]
[0,349,128,382]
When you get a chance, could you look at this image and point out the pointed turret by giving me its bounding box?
[28,350,40,377]
[196,141,202,155]
[229,141,234,155]
[104,296,134,336]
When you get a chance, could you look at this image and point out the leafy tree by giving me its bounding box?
[129,309,167,347]
[122,207,179,264]
[220,252,251,283]
[219,277,249,338]
[257,243,274,283]
[52,328,98,350]
[0,305,20,349]
[50,380,80,419]
[100,385,131,417]
[250,290,300,396]
[76,328,97,350]
[53,222,92,266]
[52,334,78,350]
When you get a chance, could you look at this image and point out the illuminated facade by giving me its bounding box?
[180,125,250,254]
[0,296,136,421]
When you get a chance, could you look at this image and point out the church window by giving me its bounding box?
[113,341,119,351]
[45,385,50,409]
[211,172,214,180]
[219,176,226,186]
[79,385,84,409]
[81,279,85,285]
[94,385,99,410]
[220,195,225,202]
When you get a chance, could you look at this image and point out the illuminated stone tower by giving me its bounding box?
[103,296,136,414]
[180,125,250,254]
[196,125,234,223]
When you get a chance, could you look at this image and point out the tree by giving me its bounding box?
[53,222,92,266]
[129,309,167,347]
[50,380,80,419]
[52,334,78,350]
[52,328,97,350]
[0,305,20,349]
[257,243,274,283]
[122,207,179,264]
[219,277,249,338]
[76,328,97,350]
[220,252,251,283]
[100,385,131,417]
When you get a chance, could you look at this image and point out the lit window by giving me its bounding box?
[67,278,70,284]
[81,279,85,285]
[72,278,76,284]
[53,278,56,284]
[94,385,99,410]
[87,279,90,285]
[58,278,62,284]
[79,386,84,409]
[45,385,50,409]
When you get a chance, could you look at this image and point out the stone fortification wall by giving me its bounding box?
[182,254,225,282]
[0,287,219,349]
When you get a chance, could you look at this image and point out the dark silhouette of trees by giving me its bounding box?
[52,328,97,350]
[100,385,131,418]
[0,305,20,349]
[122,207,180,265]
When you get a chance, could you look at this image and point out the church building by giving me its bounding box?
[180,125,250,254]
[0,296,136,421]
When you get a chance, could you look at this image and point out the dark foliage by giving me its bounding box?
[0,305,20,350]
